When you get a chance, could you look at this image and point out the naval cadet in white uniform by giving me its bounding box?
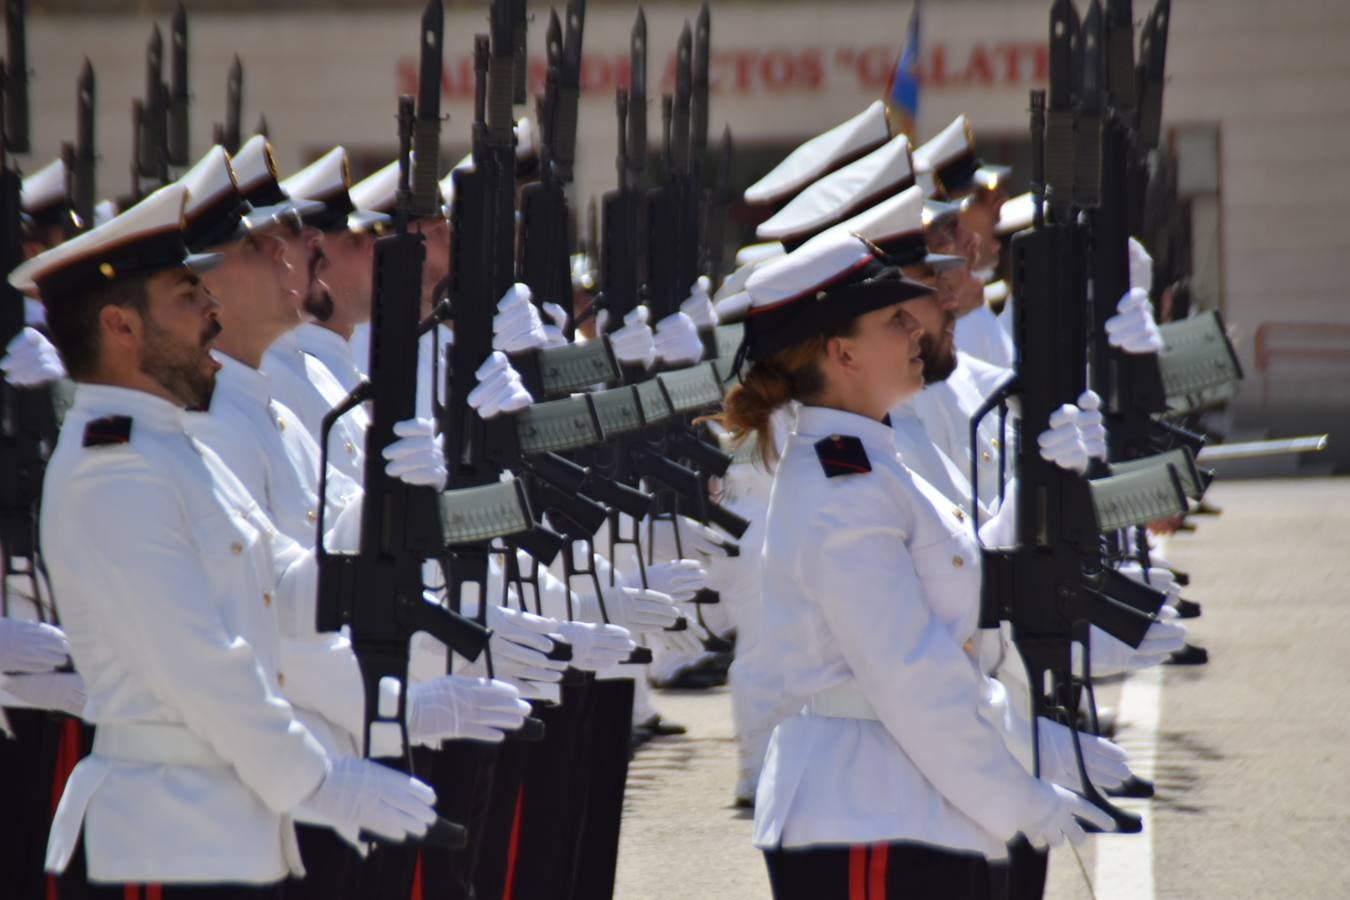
[10,184,440,898]
[717,231,1113,899]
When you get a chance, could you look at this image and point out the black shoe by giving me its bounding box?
[638,714,688,737]
[733,795,755,810]
[1106,776,1156,799]
[1166,643,1209,666]
[1174,598,1202,619]
[653,668,726,690]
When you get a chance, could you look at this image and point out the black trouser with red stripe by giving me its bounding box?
[0,710,95,900]
[569,678,636,900]
[762,841,1002,900]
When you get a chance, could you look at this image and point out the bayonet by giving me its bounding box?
[4,0,28,154]
[411,0,444,218]
[691,4,710,167]
[167,3,189,166]
[224,57,242,153]
[553,0,585,183]
[627,10,648,181]
[138,26,168,185]
[72,60,96,229]
[670,24,692,176]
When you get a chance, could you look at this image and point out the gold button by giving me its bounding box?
[963,638,975,653]
[230,542,243,555]
[345,441,355,455]
[263,592,273,608]
[953,508,966,522]
[306,510,317,523]
[981,451,992,463]
[277,672,286,688]
[276,417,286,431]
[991,438,1001,450]
[952,555,965,569]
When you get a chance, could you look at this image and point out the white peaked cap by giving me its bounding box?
[734,242,786,268]
[995,192,1035,236]
[745,231,876,312]
[743,101,891,207]
[21,158,69,215]
[232,135,281,201]
[349,157,401,215]
[914,114,1010,198]
[11,183,220,300]
[280,146,350,205]
[806,185,965,271]
[756,135,915,245]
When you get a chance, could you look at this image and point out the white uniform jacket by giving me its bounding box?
[263,330,366,485]
[41,385,329,883]
[752,406,1055,858]
[186,354,380,760]
[954,304,1015,370]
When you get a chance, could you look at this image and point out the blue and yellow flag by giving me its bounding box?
[886,4,922,139]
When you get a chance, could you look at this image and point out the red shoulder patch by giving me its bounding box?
[814,434,871,478]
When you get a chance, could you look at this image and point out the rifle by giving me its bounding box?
[1086,0,1170,464]
[597,11,649,338]
[644,23,697,323]
[314,95,491,852]
[971,0,1184,833]
[212,57,243,154]
[519,11,576,330]
[1,4,60,621]
[167,4,189,167]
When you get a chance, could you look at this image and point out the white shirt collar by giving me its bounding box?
[209,351,274,409]
[69,383,186,434]
[793,405,898,461]
[294,322,354,365]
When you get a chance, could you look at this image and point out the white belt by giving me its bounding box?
[93,722,229,767]
[47,722,229,874]
[803,684,880,721]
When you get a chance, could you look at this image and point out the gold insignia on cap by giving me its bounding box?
[99,262,116,279]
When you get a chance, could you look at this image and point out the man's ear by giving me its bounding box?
[99,303,142,351]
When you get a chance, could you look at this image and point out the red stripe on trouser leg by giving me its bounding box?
[49,720,86,900]
[868,844,888,900]
[849,845,867,900]
[410,849,424,900]
[123,887,139,900]
[500,783,526,900]
[146,886,163,900]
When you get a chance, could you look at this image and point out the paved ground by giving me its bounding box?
[614,478,1350,900]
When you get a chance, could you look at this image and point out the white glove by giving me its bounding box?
[382,418,447,490]
[1075,390,1107,461]
[1128,237,1153,294]
[468,351,534,419]
[581,586,681,635]
[0,619,69,673]
[638,560,708,604]
[552,621,636,671]
[1,327,66,387]
[653,311,703,366]
[1035,716,1132,792]
[475,605,569,686]
[408,675,531,745]
[603,306,657,368]
[540,301,570,348]
[297,757,438,844]
[493,283,549,353]
[679,276,719,329]
[0,671,86,717]
[1105,288,1163,354]
[1037,405,1089,473]
[1078,620,1188,676]
[1023,784,1117,849]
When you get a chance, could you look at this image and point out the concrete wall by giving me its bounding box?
[17,0,1350,420]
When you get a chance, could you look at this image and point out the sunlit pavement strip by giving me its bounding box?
[1092,663,1162,900]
